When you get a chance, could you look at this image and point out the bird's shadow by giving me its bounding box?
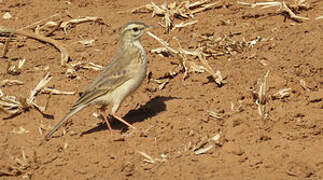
[81,96,179,136]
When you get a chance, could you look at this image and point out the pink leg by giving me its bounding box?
[99,108,113,135]
[111,114,136,129]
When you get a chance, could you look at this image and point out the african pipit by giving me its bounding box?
[45,22,152,140]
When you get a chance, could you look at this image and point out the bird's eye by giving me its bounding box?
[133,27,139,32]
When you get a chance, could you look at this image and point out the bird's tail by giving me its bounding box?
[45,105,86,140]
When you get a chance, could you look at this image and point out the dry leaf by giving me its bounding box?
[2,12,12,19]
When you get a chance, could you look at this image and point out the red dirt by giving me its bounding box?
[1,0,322,179]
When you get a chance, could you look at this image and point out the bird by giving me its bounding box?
[45,21,153,140]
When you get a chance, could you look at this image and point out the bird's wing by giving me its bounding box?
[70,51,135,110]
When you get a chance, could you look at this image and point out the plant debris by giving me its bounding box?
[0,73,73,117]
[272,88,291,100]
[300,79,310,91]
[137,150,167,164]
[255,71,270,118]
[197,32,248,57]
[238,1,310,22]
[147,31,225,85]
[12,126,29,134]
[131,1,221,31]
[60,16,103,34]
[0,25,69,66]
[2,12,12,19]
[0,79,23,87]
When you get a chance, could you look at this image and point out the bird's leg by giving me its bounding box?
[111,114,136,130]
[99,107,113,135]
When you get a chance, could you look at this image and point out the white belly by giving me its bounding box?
[95,39,147,113]
[96,63,146,114]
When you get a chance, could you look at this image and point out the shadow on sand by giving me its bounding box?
[81,96,179,136]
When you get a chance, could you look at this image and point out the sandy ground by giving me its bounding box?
[0,0,322,179]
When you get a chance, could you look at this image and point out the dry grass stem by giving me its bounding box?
[198,33,248,57]
[147,31,178,54]
[238,1,310,21]
[12,126,29,134]
[60,16,102,34]
[190,1,220,14]
[272,88,291,99]
[154,79,170,90]
[316,16,323,20]
[38,127,43,136]
[148,31,223,84]
[0,90,25,115]
[73,61,104,71]
[137,151,155,164]
[132,1,220,31]
[189,61,207,73]
[257,71,269,117]
[150,47,172,57]
[0,79,23,87]
[66,61,103,78]
[281,1,309,21]
[27,73,52,105]
[194,145,213,155]
[299,79,310,91]
[207,110,223,120]
[0,72,71,117]
[2,12,12,19]
[172,20,198,31]
[35,21,58,34]
[0,26,69,66]
[18,58,26,69]
[41,87,75,95]
[193,133,222,154]
[44,20,63,37]
[7,60,22,75]
[78,39,95,46]
[2,32,12,57]
[18,13,61,30]
[211,133,221,143]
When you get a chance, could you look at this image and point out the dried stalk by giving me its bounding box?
[0,26,69,65]
[0,80,23,87]
[131,1,220,31]
[147,31,225,85]
[0,73,74,117]
[238,1,310,21]
[60,16,102,34]
[257,71,269,117]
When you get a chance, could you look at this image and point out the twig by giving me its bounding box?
[147,31,224,85]
[147,31,178,54]
[137,151,155,164]
[132,1,221,31]
[172,20,198,31]
[18,13,61,30]
[257,71,269,117]
[2,32,13,57]
[27,73,52,105]
[41,87,75,95]
[45,20,63,37]
[281,1,309,21]
[0,26,69,66]
[238,1,310,21]
[272,88,291,99]
[60,16,102,34]
[0,80,23,87]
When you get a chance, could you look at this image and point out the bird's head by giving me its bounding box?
[119,22,153,42]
